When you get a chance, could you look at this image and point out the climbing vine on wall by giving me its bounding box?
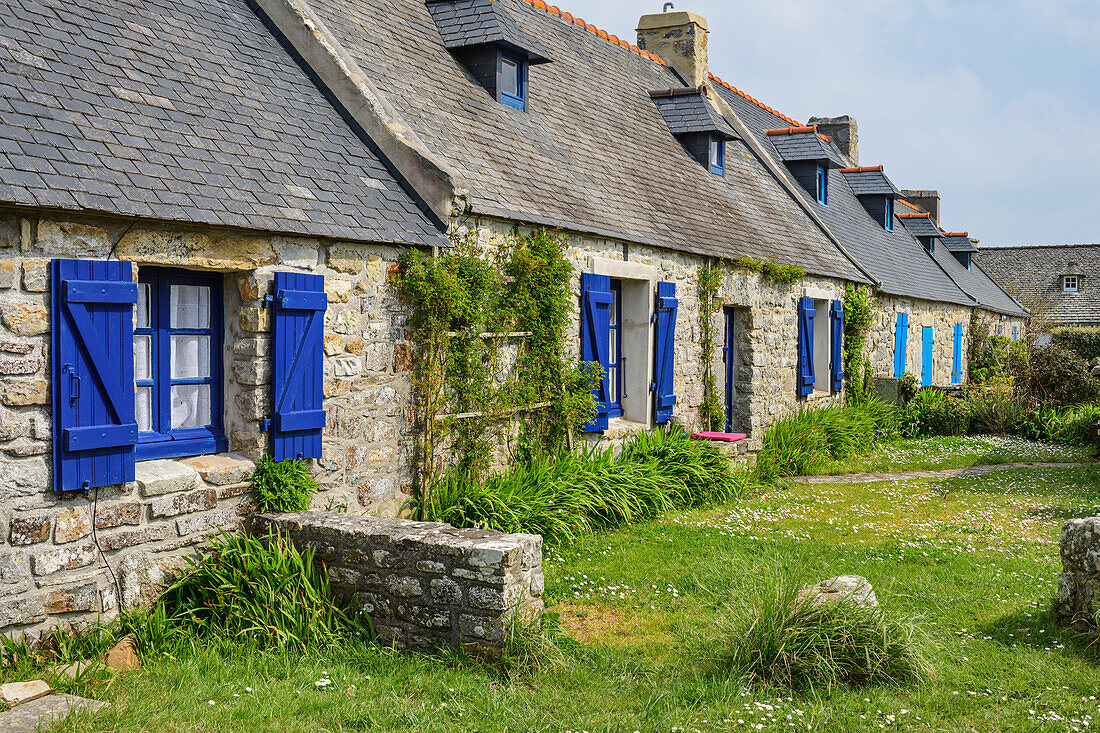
[698,263,725,431]
[842,284,875,404]
[393,227,597,508]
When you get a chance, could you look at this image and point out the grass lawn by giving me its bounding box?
[814,435,1095,476]
[38,463,1100,732]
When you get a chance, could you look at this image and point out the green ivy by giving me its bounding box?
[392,227,597,509]
[698,264,725,431]
[731,256,805,284]
[842,284,875,404]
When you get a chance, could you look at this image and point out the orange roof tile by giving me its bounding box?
[709,73,801,127]
[840,165,884,173]
[898,199,920,211]
[520,0,668,65]
[765,125,819,136]
[899,212,932,219]
[941,231,969,238]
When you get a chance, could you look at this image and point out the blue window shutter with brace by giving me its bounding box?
[797,297,815,397]
[894,313,908,378]
[270,272,327,461]
[830,300,844,392]
[952,323,963,384]
[50,259,138,492]
[580,273,612,432]
[654,281,678,424]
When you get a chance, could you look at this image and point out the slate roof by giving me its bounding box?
[941,234,978,253]
[899,214,943,238]
[767,129,846,167]
[713,83,976,307]
[842,167,902,197]
[931,244,1028,318]
[426,0,551,61]
[975,244,1100,325]
[298,0,865,280]
[0,0,446,246]
[650,90,738,139]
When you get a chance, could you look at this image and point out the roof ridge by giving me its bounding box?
[899,212,932,220]
[520,0,668,66]
[898,199,920,211]
[708,73,801,127]
[841,165,884,173]
[765,125,818,136]
[942,231,969,238]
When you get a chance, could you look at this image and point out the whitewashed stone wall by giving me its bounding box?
[0,209,418,637]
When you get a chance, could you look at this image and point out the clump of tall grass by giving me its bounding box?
[132,532,363,653]
[251,455,318,513]
[716,573,932,689]
[422,427,751,543]
[755,401,896,482]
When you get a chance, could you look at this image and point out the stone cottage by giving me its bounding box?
[976,244,1100,330]
[0,0,1029,637]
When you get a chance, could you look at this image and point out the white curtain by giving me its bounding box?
[169,285,212,429]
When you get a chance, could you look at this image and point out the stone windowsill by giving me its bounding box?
[134,454,256,497]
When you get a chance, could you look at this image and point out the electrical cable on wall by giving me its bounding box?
[90,486,124,612]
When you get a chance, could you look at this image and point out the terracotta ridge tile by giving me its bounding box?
[708,73,801,127]
[523,0,668,65]
[941,231,969,238]
[765,125,819,136]
[899,212,932,219]
[840,165,884,173]
[898,199,920,211]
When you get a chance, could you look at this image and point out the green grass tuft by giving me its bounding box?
[251,455,317,513]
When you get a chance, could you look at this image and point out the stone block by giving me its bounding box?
[1063,517,1100,573]
[54,507,91,544]
[0,301,49,336]
[327,245,363,275]
[0,553,29,586]
[178,454,255,486]
[0,596,45,627]
[325,279,352,303]
[136,459,199,497]
[93,503,142,530]
[30,544,96,576]
[417,560,446,575]
[235,388,267,420]
[116,229,275,270]
[233,359,271,386]
[175,508,238,536]
[458,613,502,642]
[21,258,49,292]
[233,337,271,359]
[392,343,414,373]
[0,356,42,376]
[0,680,50,705]
[372,550,404,569]
[149,489,217,518]
[468,586,505,611]
[384,575,422,598]
[0,260,15,289]
[98,524,173,552]
[43,583,97,614]
[32,221,111,257]
[323,334,344,356]
[0,378,49,406]
[430,578,461,605]
[0,692,109,730]
[239,305,270,333]
[0,408,30,441]
[10,515,51,545]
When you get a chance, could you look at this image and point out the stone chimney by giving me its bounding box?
[808,116,859,166]
[901,189,941,226]
[637,10,709,87]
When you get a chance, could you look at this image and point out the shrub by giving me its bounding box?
[1018,404,1100,445]
[717,573,932,689]
[1052,326,1100,362]
[251,455,318,513]
[1016,343,1100,408]
[755,402,895,481]
[422,427,751,543]
[150,532,362,651]
[897,389,971,438]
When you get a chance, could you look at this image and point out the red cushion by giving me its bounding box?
[691,432,747,442]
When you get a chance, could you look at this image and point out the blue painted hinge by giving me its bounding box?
[651,314,659,324]
[260,419,272,433]
[649,382,656,393]
[262,294,276,308]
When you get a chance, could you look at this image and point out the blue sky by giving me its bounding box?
[574,1,1099,245]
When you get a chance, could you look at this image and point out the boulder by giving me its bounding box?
[798,575,879,610]
[104,635,139,674]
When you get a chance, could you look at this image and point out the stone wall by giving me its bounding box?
[1058,517,1100,628]
[866,294,973,386]
[249,511,544,655]
[0,209,419,637]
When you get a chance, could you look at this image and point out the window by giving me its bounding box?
[709,137,725,176]
[885,197,894,232]
[1012,325,1018,341]
[1064,275,1080,294]
[607,279,623,418]
[816,165,828,206]
[134,269,226,460]
[500,53,526,110]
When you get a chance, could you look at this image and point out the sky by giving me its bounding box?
[572,1,1100,245]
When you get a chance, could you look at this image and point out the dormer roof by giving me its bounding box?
[650,88,738,139]
[841,166,901,197]
[765,126,846,167]
[899,212,942,238]
[427,0,551,62]
[941,232,978,253]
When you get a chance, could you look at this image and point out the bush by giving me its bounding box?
[1018,404,1100,445]
[251,455,318,512]
[897,389,971,438]
[421,427,752,543]
[146,532,363,651]
[967,386,1025,435]
[1052,326,1100,362]
[716,573,932,689]
[1016,343,1100,408]
[754,401,896,481]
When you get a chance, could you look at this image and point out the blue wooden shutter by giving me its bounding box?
[580,273,612,432]
[893,313,908,378]
[51,259,138,492]
[270,272,327,461]
[654,281,678,424]
[797,296,815,397]
[951,324,963,384]
[921,326,934,386]
[830,300,844,392]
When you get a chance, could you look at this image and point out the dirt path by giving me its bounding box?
[793,461,1096,484]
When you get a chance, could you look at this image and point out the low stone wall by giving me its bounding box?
[248,511,544,655]
[1058,517,1100,627]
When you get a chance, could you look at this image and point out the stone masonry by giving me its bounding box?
[249,511,544,655]
[1058,517,1100,628]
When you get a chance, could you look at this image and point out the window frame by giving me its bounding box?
[606,278,624,418]
[816,164,828,206]
[1064,275,1080,294]
[499,52,527,111]
[885,197,894,232]
[709,136,725,176]
[134,268,227,462]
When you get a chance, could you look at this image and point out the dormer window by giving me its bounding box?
[816,165,828,206]
[885,198,894,232]
[500,53,526,110]
[709,137,725,176]
[1064,275,1080,294]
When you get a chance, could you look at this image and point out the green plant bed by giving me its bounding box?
[251,456,318,513]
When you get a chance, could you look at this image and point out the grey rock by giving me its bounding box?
[0,693,108,732]
[798,575,879,610]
